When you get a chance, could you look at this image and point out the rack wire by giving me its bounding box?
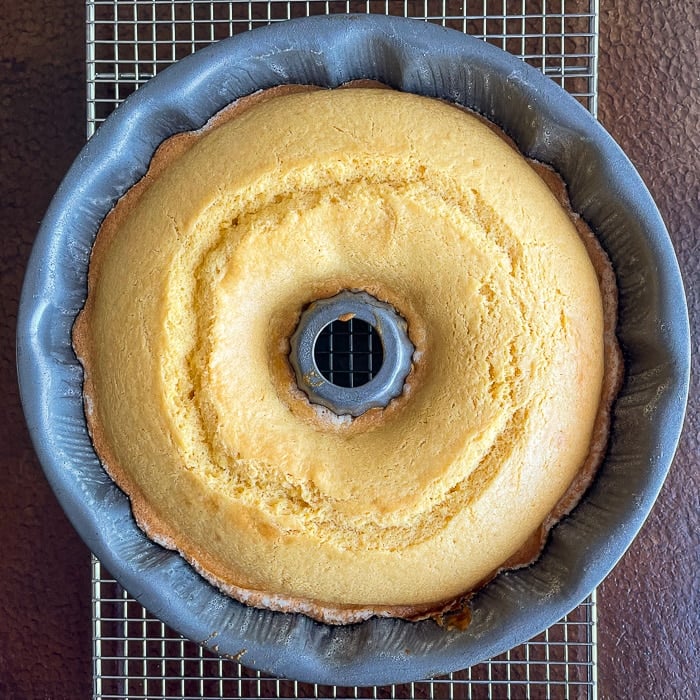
[87,0,599,135]
[88,1,600,698]
[94,560,598,700]
[314,318,384,387]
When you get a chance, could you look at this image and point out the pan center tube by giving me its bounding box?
[289,291,414,417]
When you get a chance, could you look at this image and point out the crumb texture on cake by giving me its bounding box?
[74,88,607,618]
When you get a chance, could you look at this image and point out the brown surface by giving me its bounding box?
[1,1,91,699]
[0,0,697,698]
[596,2,699,698]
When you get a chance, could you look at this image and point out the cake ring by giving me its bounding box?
[73,86,621,624]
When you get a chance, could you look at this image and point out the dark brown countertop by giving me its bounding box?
[1,1,697,698]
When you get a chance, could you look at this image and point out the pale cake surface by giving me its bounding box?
[74,88,613,623]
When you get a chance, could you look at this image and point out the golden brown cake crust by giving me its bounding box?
[73,84,622,625]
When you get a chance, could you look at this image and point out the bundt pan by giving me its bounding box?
[17,14,690,686]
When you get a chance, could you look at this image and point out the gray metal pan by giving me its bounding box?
[17,14,690,686]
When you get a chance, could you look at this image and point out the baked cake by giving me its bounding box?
[73,86,621,624]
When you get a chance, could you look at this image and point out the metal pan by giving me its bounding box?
[17,14,690,686]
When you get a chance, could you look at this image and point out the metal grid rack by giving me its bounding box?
[87,0,599,135]
[94,561,598,700]
[88,1,600,698]
[314,319,384,387]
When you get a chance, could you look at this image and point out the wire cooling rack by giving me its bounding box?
[86,0,599,134]
[93,561,598,700]
[88,2,600,698]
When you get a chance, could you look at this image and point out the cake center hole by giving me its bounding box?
[313,317,384,388]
